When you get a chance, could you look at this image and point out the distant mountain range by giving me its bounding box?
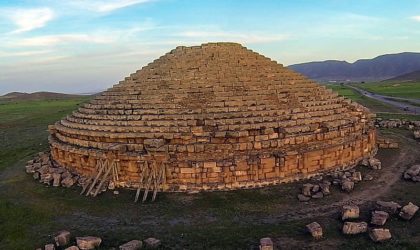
[288,52,420,82]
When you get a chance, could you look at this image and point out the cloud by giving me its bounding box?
[177,31,290,44]
[411,16,420,22]
[69,0,153,13]
[0,50,52,58]
[16,34,114,46]
[8,7,55,33]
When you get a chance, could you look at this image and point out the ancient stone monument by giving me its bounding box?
[48,42,377,195]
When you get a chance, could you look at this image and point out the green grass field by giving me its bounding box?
[325,84,401,113]
[351,82,420,99]
[0,97,419,249]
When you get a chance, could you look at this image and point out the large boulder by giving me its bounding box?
[375,201,402,215]
[342,205,359,220]
[369,228,392,242]
[371,211,389,226]
[399,202,419,220]
[306,222,323,239]
[76,236,102,250]
[259,237,273,250]
[54,230,71,247]
[342,222,368,235]
[119,240,143,250]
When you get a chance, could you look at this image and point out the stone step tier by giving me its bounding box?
[48,42,377,192]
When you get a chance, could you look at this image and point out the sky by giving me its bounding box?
[1,0,420,94]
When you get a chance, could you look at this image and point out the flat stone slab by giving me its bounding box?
[369,228,392,242]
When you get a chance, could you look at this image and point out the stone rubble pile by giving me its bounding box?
[297,157,381,202]
[375,118,420,129]
[376,137,399,149]
[336,201,418,242]
[36,230,161,250]
[375,118,420,140]
[403,164,420,182]
[25,152,115,196]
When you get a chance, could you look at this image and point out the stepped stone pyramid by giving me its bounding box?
[49,42,377,192]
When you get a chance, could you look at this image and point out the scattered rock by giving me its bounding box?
[76,236,102,250]
[306,222,323,239]
[341,180,354,192]
[65,247,80,250]
[414,130,420,139]
[302,184,313,196]
[371,211,389,226]
[55,230,71,247]
[61,177,75,187]
[363,174,373,181]
[259,237,273,250]
[369,228,392,242]
[45,244,55,250]
[342,205,360,220]
[375,201,402,215]
[360,158,369,167]
[399,202,419,220]
[368,158,381,170]
[144,238,161,248]
[297,194,311,202]
[52,173,61,187]
[403,165,420,182]
[351,172,362,182]
[119,240,143,250]
[311,184,320,193]
[320,182,331,195]
[342,222,368,235]
[311,192,324,199]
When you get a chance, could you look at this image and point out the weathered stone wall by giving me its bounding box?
[49,42,377,192]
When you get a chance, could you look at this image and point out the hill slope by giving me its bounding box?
[383,69,420,82]
[0,91,87,101]
[289,52,420,82]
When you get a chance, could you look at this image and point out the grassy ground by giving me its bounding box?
[0,98,419,249]
[351,82,420,99]
[325,84,401,113]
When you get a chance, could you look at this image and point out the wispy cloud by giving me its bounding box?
[0,50,52,57]
[8,7,55,33]
[69,0,153,13]
[177,30,290,44]
[410,16,420,22]
[16,34,115,46]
